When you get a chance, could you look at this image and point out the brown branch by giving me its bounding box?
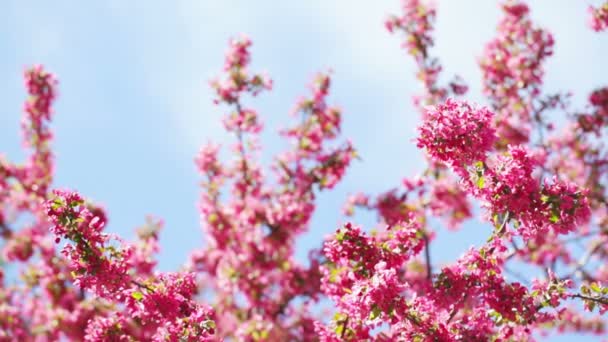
[423,233,432,281]
[131,279,155,293]
[487,212,511,255]
[571,293,608,306]
[447,293,468,324]
[561,241,603,281]
[234,101,252,199]
[0,222,13,239]
[340,316,349,339]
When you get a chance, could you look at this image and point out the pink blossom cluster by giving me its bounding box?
[480,1,554,147]
[589,2,608,32]
[385,0,468,113]
[45,190,216,341]
[46,190,132,295]
[379,0,473,237]
[211,36,272,134]
[579,87,608,134]
[417,99,496,171]
[188,37,355,340]
[418,100,591,238]
[344,175,472,231]
[317,218,436,340]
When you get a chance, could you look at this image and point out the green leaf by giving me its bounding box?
[477,176,485,189]
[369,305,382,320]
[591,282,601,293]
[335,230,345,242]
[280,260,290,271]
[260,330,269,339]
[201,320,216,331]
[131,291,144,301]
[334,312,346,321]
[334,324,344,337]
[549,212,560,224]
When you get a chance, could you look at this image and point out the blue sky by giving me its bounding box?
[1,1,606,340]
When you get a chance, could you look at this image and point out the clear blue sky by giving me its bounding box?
[1,1,606,340]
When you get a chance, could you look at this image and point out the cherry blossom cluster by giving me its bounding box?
[46,190,216,341]
[589,2,608,32]
[316,217,429,340]
[578,87,608,134]
[385,0,468,113]
[418,109,592,238]
[189,37,355,340]
[0,66,216,341]
[416,99,496,171]
[381,0,472,235]
[46,190,132,295]
[479,1,555,147]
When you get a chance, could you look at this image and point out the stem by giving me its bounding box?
[504,267,531,286]
[131,279,155,293]
[0,222,13,238]
[571,294,608,306]
[560,231,600,244]
[487,212,510,255]
[447,293,468,324]
[340,316,349,339]
[561,242,602,281]
[423,233,432,281]
[234,101,251,199]
[496,212,511,236]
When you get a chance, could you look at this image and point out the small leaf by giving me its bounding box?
[369,305,382,320]
[477,176,485,189]
[131,291,144,301]
[549,212,560,224]
[260,330,269,339]
[334,324,344,337]
[201,320,216,331]
[335,230,345,242]
[280,261,290,271]
[334,312,346,321]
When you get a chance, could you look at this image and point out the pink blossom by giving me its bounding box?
[589,3,608,32]
[417,99,496,169]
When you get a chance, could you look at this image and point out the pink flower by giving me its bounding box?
[417,99,496,169]
[589,3,608,32]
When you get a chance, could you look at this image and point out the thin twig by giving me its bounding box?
[561,242,603,280]
[340,316,349,339]
[447,293,468,324]
[423,233,432,281]
[571,294,608,306]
